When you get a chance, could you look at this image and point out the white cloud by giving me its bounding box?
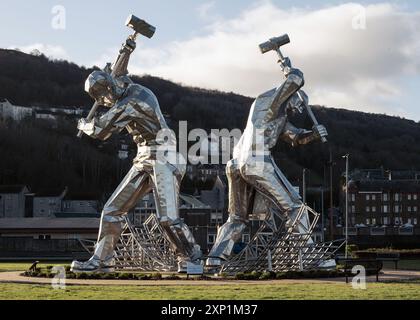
[9,43,69,60]
[196,1,217,21]
[125,2,420,118]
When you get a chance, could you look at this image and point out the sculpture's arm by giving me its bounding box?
[77,99,132,141]
[270,58,305,110]
[112,37,136,77]
[280,121,328,147]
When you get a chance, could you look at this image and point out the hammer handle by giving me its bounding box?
[275,50,327,144]
[77,101,99,138]
[77,32,137,138]
[305,103,328,144]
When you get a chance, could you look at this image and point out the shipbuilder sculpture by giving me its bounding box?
[71,15,201,273]
[206,35,328,267]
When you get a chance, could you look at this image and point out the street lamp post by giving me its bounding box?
[303,168,307,204]
[343,154,350,258]
[321,188,325,242]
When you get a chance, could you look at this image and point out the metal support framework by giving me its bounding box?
[220,203,344,274]
[114,215,177,271]
[81,205,343,274]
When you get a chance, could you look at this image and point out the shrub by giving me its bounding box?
[151,273,162,280]
[137,274,151,280]
[235,272,246,280]
[165,274,181,280]
[259,271,276,280]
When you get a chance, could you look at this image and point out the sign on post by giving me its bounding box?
[187,262,204,277]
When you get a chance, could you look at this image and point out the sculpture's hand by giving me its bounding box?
[280,57,292,75]
[77,118,95,136]
[312,124,328,141]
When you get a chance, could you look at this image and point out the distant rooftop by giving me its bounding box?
[0,185,29,194]
[0,218,99,230]
[350,168,420,182]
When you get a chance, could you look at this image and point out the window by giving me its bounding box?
[372,218,376,225]
[366,206,370,212]
[383,217,389,225]
[414,206,418,212]
[351,205,355,214]
[242,234,250,243]
[207,234,216,244]
[408,194,412,201]
[394,193,400,201]
[383,194,388,202]
[408,206,412,212]
[210,213,223,225]
[414,194,418,200]
[383,205,388,213]
[408,218,412,225]
[372,206,376,213]
[38,234,51,240]
[395,217,402,225]
[372,195,376,201]
[414,218,418,225]
[351,194,356,202]
[394,205,400,213]
[366,194,370,201]
[366,218,371,225]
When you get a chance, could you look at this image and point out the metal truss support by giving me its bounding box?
[220,204,344,274]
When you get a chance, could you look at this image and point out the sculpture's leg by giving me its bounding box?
[241,156,312,237]
[207,160,253,265]
[151,160,202,272]
[71,165,152,273]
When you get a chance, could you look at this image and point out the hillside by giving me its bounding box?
[1,49,420,201]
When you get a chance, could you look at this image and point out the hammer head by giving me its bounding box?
[125,14,156,39]
[259,34,290,54]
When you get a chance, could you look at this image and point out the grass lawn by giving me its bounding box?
[0,262,419,300]
[0,262,66,272]
[0,282,419,300]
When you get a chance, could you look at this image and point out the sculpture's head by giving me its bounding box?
[85,71,124,107]
[286,90,307,116]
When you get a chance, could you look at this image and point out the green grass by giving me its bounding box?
[1,262,419,300]
[0,262,66,272]
[0,282,419,300]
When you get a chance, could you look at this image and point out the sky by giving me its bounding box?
[1,0,420,120]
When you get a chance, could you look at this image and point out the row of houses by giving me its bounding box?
[338,168,420,248]
[0,185,98,219]
[0,99,85,122]
[0,176,231,259]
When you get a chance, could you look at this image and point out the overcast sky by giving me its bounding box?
[1,0,420,120]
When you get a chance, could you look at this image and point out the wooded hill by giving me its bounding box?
[1,49,420,201]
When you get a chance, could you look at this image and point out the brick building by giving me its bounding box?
[339,169,420,248]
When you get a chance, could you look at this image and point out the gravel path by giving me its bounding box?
[1,269,419,286]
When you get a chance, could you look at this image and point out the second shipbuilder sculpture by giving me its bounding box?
[207,35,329,267]
[71,15,202,273]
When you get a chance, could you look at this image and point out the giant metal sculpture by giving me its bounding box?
[206,35,330,268]
[71,15,202,273]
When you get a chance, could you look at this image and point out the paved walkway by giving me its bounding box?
[0,269,419,286]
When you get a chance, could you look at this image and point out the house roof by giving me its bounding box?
[63,193,99,201]
[0,185,28,194]
[0,218,99,230]
[180,194,211,209]
[33,187,67,197]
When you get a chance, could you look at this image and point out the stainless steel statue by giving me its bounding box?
[71,15,201,273]
[206,35,328,267]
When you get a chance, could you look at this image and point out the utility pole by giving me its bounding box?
[329,149,334,241]
[321,187,325,242]
[343,154,350,259]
